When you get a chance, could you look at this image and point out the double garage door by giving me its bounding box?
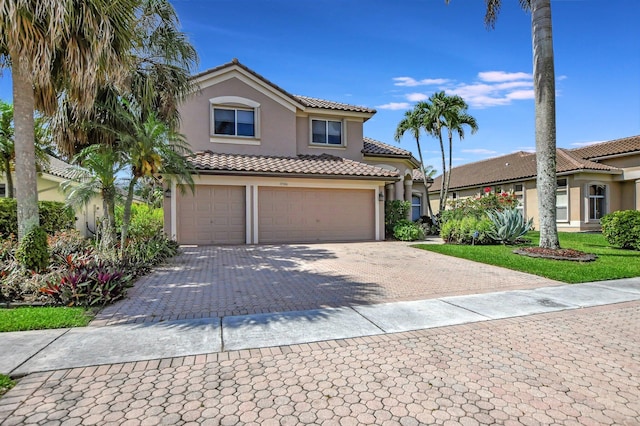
[176,185,375,245]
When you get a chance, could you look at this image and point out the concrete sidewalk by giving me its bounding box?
[2,278,639,377]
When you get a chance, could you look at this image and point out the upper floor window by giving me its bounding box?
[311,119,342,145]
[556,178,568,222]
[213,108,255,137]
[588,184,606,220]
[209,96,260,144]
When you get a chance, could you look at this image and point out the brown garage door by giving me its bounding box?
[258,187,375,243]
[176,185,245,245]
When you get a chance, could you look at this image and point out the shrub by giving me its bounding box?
[442,191,519,224]
[0,199,74,238]
[600,210,640,250]
[385,200,410,236]
[41,257,134,307]
[115,204,164,240]
[121,232,179,274]
[48,230,94,267]
[440,216,494,245]
[393,219,425,241]
[15,226,49,272]
[486,208,534,244]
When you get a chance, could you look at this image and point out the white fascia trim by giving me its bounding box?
[191,175,386,190]
[196,67,300,112]
[302,107,373,121]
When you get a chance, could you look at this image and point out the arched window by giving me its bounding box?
[209,96,260,143]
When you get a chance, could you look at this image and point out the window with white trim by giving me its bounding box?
[209,96,260,142]
[514,183,525,217]
[556,178,568,222]
[411,195,422,221]
[311,119,343,145]
[213,108,255,137]
[588,184,606,220]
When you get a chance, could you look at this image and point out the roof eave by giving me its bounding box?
[192,169,400,182]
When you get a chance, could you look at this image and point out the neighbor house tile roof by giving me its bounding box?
[43,155,77,180]
[194,59,375,114]
[430,148,620,191]
[569,135,640,159]
[362,137,412,157]
[189,152,399,180]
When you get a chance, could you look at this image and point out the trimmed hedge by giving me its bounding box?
[600,210,640,250]
[0,199,75,238]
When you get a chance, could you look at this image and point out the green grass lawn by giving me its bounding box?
[415,232,640,283]
[0,306,93,332]
[0,374,14,397]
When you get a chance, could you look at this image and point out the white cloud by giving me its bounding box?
[571,140,604,147]
[406,93,429,102]
[393,76,450,87]
[514,146,536,153]
[376,102,411,110]
[478,71,532,82]
[506,90,535,100]
[462,148,498,155]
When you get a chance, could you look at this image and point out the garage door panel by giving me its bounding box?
[258,187,374,243]
[176,185,245,245]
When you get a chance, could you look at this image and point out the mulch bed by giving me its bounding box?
[513,247,597,262]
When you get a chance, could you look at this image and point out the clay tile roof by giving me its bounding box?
[412,169,434,183]
[430,149,620,191]
[189,152,399,180]
[569,135,640,159]
[362,137,412,157]
[293,95,376,114]
[43,155,77,180]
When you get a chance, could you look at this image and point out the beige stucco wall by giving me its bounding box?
[180,77,298,156]
[600,153,640,169]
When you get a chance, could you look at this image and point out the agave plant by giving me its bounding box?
[486,208,534,245]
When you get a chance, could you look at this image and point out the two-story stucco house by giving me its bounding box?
[164,59,425,245]
[428,135,640,231]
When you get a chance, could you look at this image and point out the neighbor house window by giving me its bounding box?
[412,195,422,221]
[556,178,568,221]
[514,183,525,216]
[213,108,255,137]
[588,184,606,220]
[311,119,342,145]
[209,96,260,143]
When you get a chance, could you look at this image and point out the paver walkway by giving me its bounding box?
[93,241,561,325]
[2,301,639,425]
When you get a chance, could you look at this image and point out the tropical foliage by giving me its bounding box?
[486,208,534,244]
[600,210,640,251]
[445,0,560,249]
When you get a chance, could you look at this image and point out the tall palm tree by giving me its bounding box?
[114,99,194,251]
[0,0,137,240]
[422,92,478,214]
[394,103,435,218]
[446,0,559,249]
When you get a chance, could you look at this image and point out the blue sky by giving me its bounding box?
[1,0,639,172]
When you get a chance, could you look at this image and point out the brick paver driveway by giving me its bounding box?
[93,241,560,325]
[2,302,639,425]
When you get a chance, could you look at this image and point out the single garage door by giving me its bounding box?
[176,185,245,245]
[258,187,375,243]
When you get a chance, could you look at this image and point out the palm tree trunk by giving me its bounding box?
[3,158,13,198]
[531,0,560,249]
[437,131,446,214]
[443,129,453,207]
[414,137,434,218]
[120,176,138,257]
[12,58,40,240]
[99,186,118,253]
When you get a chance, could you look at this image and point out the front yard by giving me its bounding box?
[415,232,640,283]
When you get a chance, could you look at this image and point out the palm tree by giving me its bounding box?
[422,92,478,214]
[0,100,53,199]
[62,144,125,253]
[0,0,137,239]
[394,103,435,218]
[114,99,194,251]
[446,0,560,249]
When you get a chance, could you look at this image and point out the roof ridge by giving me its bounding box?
[557,148,585,168]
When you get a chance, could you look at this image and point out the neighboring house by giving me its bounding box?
[164,59,428,245]
[0,155,102,236]
[429,135,640,231]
